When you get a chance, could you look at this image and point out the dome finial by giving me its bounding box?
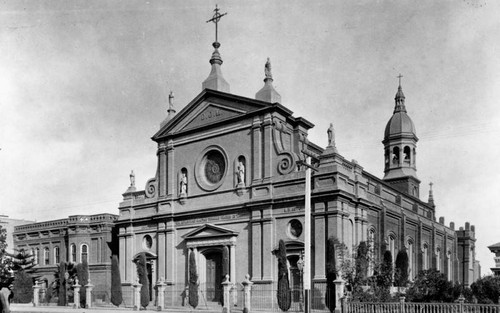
[202,5,230,92]
[394,73,406,113]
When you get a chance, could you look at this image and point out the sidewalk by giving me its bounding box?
[9,303,218,313]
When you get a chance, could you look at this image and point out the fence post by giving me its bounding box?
[242,274,253,313]
[156,277,166,311]
[85,278,94,308]
[133,279,143,311]
[399,296,406,313]
[222,275,231,313]
[458,294,465,313]
[32,281,41,307]
[333,276,345,313]
[73,278,81,309]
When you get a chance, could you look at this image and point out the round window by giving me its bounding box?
[195,146,228,191]
[204,150,226,184]
[288,219,303,238]
[143,235,153,250]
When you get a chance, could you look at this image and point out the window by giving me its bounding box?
[81,244,88,263]
[33,248,39,265]
[70,244,76,263]
[436,248,441,272]
[407,239,414,280]
[447,251,452,279]
[54,247,60,264]
[368,228,376,276]
[388,234,396,259]
[44,248,50,265]
[423,243,429,270]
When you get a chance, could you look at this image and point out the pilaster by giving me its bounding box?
[262,113,273,180]
[313,202,326,280]
[158,143,167,198]
[251,217,262,280]
[251,117,262,182]
[166,140,175,197]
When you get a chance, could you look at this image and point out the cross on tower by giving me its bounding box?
[397,73,403,86]
[206,5,228,44]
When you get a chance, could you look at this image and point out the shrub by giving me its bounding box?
[394,249,409,287]
[76,260,89,307]
[354,242,369,284]
[11,270,33,303]
[277,240,291,311]
[110,255,123,306]
[326,237,337,312]
[188,250,198,308]
[406,269,455,302]
[136,253,149,309]
[57,261,67,306]
[471,276,500,304]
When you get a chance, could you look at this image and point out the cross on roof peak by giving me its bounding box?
[397,73,403,87]
[206,5,228,45]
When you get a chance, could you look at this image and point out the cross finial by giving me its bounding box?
[397,73,403,87]
[429,182,433,190]
[206,5,228,46]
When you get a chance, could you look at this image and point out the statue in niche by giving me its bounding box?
[180,172,187,194]
[265,57,272,79]
[327,123,335,147]
[130,170,135,187]
[237,161,245,185]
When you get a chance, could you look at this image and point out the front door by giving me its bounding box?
[205,252,222,303]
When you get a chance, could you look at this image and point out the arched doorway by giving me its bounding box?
[133,252,157,304]
[204,250,223,303]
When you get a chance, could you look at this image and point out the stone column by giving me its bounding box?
[230,245,237,305]
[85,279,94,308]
[32,281,41,307]
[132,279,142,311]
[333,277,345,313]
[73,279,81,309]
[156,277,166,311]
[242,274,253,313]
[399,296,406,313]
[222,275,231,312]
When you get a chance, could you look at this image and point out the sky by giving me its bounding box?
[0,0,499,274]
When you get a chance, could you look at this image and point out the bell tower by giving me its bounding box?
[382,75,420,197]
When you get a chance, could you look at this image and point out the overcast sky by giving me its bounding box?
[0,0,499,274]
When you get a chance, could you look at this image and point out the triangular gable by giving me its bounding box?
[183,223,238,240]
[178,102,246,132]
[153,89,271,140]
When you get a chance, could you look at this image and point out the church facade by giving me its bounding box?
[115,33,479,307]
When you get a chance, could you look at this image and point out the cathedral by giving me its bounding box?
[13,8,480,309]
[114,14,479,308]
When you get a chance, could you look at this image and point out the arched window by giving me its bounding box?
[403,146,411,163]
[407,238,414,280]
[423,243,429,270]
[392,147,400,164]
[33,248,39,265]
[43,247,50,265]
[447,251,452,280]
[54,247,60,264]
[70,244,76,263]
[436,248,441,272]
[368,228,376,276]
[388,233,396,259]
[81,244,88,263]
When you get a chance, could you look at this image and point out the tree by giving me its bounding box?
[11,270,33,303]
[394,249,409,287]
[470,276,500,304]
[277,240,291,311]
[0,225,12,289]
[57,261,67,306]
[188,250,198,308]
[354,242,369,284]
[76,260,89,308]
[406,269,455,303]
[136,253,149,309]
[110,255,123,306]
[325,237,337,312]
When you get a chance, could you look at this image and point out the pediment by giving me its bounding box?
[153,89,271,140]
[183,223,238,240]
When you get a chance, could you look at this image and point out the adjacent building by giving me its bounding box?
[13,214,117,302]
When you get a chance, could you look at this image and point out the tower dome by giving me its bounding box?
[382,76,420,197]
